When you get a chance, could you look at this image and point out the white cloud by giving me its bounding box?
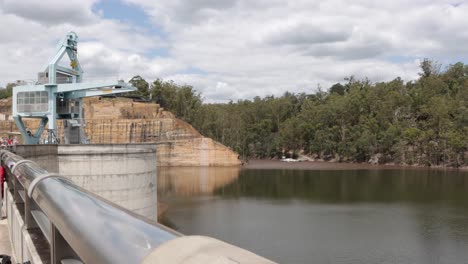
[122,0,468,101]
[0,0,467,101]
[0,0,177,87]
[1,0,98,26]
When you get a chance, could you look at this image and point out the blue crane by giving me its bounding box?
[12,32,136,144]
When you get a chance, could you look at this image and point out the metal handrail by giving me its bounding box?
[0,150,180,264]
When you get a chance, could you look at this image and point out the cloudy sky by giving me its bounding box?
[0,0,466,102]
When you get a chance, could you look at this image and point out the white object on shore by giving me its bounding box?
[280,158,299,162]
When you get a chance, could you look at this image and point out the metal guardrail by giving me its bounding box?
[0,150,180,264]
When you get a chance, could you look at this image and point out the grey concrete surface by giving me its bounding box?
[57,144,158,221]
[15,144,158,221]
[0,218,13,259]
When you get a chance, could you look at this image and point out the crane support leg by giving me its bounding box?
[14,116,49,144]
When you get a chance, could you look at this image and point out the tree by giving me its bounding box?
[150,79,202,123]
[279,117,304,154]
[329,83,345,95]
[129,75,150,99]
[0,82,17,99]
[419,58,441,78]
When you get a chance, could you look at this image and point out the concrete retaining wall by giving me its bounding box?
[15,144,158,221]
[14,144,58,173]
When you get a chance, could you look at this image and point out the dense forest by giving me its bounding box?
[1,60,466,167]
[144,60,467,167]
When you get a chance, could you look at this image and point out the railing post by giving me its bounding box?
[13,177,23,208]
[24,195,38,230]
[51,224,80,264]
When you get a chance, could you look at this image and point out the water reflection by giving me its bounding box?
[158,166,468,264]
[158,166,240,196]
[217,169,468,205]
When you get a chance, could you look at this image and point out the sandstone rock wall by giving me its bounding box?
[157,138,241,167]
[0,97,240,166]
[83,97,163,120]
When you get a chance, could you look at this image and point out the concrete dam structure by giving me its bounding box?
[15,144,158,221]
[0,150,274,264]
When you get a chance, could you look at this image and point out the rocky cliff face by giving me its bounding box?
[81,98,241,166]
[156,138,241,167]
[0,97,241,166]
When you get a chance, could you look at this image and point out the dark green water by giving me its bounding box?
[158,165,468,264]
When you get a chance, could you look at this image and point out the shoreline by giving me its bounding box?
[242,159,468,171]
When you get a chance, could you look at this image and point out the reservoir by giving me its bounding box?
[158,161,468,264]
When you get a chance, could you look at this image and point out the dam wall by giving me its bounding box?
[15,144,158,221]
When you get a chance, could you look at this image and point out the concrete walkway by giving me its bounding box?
[0,218,13,261]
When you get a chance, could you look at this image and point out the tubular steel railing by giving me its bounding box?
[0,150,180,264]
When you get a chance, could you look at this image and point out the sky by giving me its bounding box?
[0,0,467,102]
